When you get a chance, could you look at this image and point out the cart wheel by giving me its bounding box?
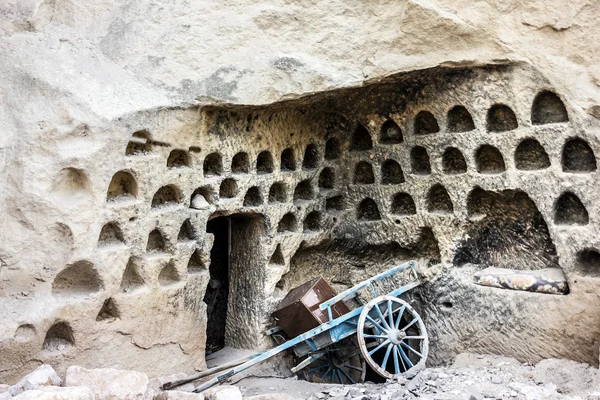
[302,340,366,384]
[357,295,428,379]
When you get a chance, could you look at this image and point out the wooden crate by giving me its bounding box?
[272,277,350,339]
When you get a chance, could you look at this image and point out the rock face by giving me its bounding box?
[1,0,600,385]
[9,365,62,396]
[203,386,242,400]
[11,387,94,400]
[65,366,149,400]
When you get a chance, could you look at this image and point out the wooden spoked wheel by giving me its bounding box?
[302,339,366,384]
[357,296,428,379]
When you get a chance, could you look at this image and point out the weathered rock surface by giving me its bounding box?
[1,0,600,386]
[9,365,62,396]
[11,387,94,400]
[153,391,204,400]
[203,386,242,400]
[65,366,149,400]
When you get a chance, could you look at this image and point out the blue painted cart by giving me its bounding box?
[165,261,428,393]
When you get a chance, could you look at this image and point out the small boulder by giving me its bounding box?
[190,195,210,210]
[246,395,296,400]
[9,364,62,396]
[12,386,94,400]
[154,391,204,400]
[65,366,148,400]
[202,386,242,400]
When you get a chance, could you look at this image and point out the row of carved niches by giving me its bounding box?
[354,187,590,227]
[126,131,341,175]
[352,91,570,149]
[349,137,596,181]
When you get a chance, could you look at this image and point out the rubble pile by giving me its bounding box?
[305,354,599,400]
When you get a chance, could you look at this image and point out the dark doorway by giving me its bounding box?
[203,213,267,354]
[204,216,230,353]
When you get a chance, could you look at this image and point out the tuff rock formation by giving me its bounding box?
[1,0,600,385]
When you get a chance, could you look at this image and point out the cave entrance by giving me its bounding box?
[204,213,266,354]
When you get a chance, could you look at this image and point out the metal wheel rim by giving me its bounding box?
[357,295,428,379]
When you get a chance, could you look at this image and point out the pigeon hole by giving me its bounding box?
[268,182,287,203]
[381,159,405,184]
[447,106,475,132]
[357,198,381,221]
[106,171,138,201]
[280,148,297,171]
[442,147,467,174]
[353,161,375,184]
[231,152,250,174]
[411,146,431,175]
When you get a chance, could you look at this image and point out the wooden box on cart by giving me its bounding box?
[272,277,350,339]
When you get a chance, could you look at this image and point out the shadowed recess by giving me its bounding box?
[98,222,125,246]
[319,167,335,189]
[303,211,322,232]
[487,104,518,132]
[427,184,453,214]
[380,119,403,144]
[96,298,120,321]
[269,182,287,203]
[575,249,600,277]
[414,111,440,135]
[325,138,341,159]
[106,171,138,201]
[191,186,215,206]
[351,124,373,151]
[280,148,296,171]
[52,260,103,297]
[231,152,250,174]
[256,151,274,174]
[457,188,559,270]
[178,218,197,241]
[447,106,475,132]
[532,91,568,125]
[152,185,181,208]
[188,249,205,273]
[120,257,145,293]
[269,244,285,265]
[280,233,440,291]
[146,228,167,252]
[554,192,589,226]
[126,130,152,155]
[53,168,91,196]
[562,138,596,172]
[442,148,467,174]
[381,159,405,184]
[167,149,190,168]
[243,186,263,206]
[357,198,381,221]
[353,161,375,184]
[411,146,431,175]
[303,143,320,169]
[278,213,297,232]
[476,145,505,174]
[43,322,75,351]
[326,195,345,212]
[219,178,238,198]
[159,261,181,286]
[391,193,416,216]
[204,153,223,176]
[515,139,550,170]
[294,180,314,202]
